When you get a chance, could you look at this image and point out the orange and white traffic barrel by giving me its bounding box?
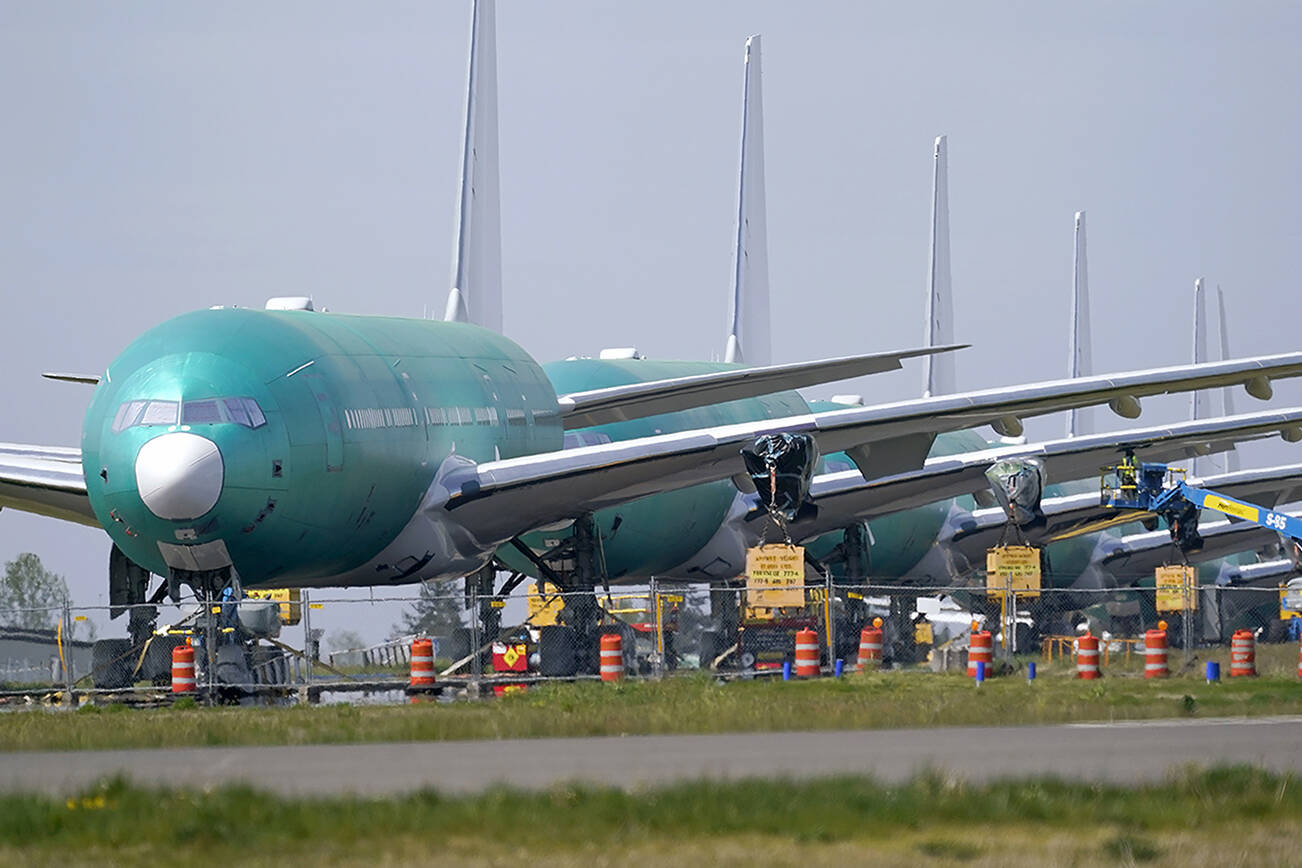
[856,625,883,671]
[1230,629,1257,677]
[171,645,195,694]
[795,628,820,677]
[1075,634,1101,680]
[600,633,624,682]
[967,630,993,678]
[1144,628,1169,679]
[409,637,436,691]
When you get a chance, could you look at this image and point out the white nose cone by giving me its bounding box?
[135,433,224,520]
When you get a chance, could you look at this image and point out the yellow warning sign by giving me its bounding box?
[1155,565,1198,612]
[1280,581,1302,620]
[245,588,303,625]
[985,546,1042,598]
[746,544,806,608]
[527,581,565,627]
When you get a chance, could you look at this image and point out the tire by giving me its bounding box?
[215,643,251,688]
[143,636,186,684]
[91,638,135,690]
[538,625,577,677]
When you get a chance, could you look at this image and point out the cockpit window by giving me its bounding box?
[222,397,250,427]
[242,398,266,428]
[182,400,223,424]
[113,397,266,432]
[111,400,147,433]
[139,400,179,426]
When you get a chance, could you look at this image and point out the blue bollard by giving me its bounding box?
[1206,661,1220,683]
[782,660,792,681]
[834,658,845,678]
[975,660,986,685]
[1026,661,1037,682]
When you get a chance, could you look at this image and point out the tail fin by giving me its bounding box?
[922,136,955,397]
[1191,278,1210,475]
[1066,211,1093,437]
[1217,284,1241,472]
[444,0,503,333]
[724,35,772,366]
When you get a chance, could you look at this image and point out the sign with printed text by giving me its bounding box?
[985,546,1042,598]
[1280,580,1302,620]
[1155,565,1198,612]
[244,588,303,625]
[746,544,806,608]
[527,581,565,627]
[1203,494,1258,523]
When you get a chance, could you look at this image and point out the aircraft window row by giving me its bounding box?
[345,408,419,430]
[563,430,613,450]
[113,397,266,432]
[345,405,544,432]
[423,406,500,427]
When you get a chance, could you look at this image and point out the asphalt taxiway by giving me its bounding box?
[3,716,1298,796]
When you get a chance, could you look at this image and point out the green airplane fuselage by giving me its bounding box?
[84,308,561,586]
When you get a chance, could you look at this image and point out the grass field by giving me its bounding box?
[0,767,1297,866]
[2,657,1302,752]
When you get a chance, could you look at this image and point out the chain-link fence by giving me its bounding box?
[2,574,1299,703]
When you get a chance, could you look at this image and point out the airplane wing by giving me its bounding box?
[440,353,1302,546]
[556,345,965,429]
[786,409,1302,544]
[1098,515,1294,581]
[951,462,1302,556]
[41,372,101,385]
[0,443,96,526]
[1216,557,1296,587]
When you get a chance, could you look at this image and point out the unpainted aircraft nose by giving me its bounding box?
[134,433,224,520]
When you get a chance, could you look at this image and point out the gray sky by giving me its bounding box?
[3,1,1301,644]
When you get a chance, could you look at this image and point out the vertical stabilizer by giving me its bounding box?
[444,0,503,333]
[1191,278,1209,474]
[724,35,772,366]
[1066,211,1093,437]
[1217,285,1241,472]
[922,136,955,397]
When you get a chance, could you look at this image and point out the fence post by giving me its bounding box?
[1182,573,1193,666]
[650,576,664,680]
[61,598,74,704]
[302,590,314,690]
[1006,576,1016,658]
[824,568,835,665]
[469,581,481,698]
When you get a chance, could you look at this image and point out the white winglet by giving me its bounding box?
[1067,211,1093,437]
[922,135,955,397]
[724,35,772,366]
[444,0,503,333]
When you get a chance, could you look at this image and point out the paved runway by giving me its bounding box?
[3,716,1300,796]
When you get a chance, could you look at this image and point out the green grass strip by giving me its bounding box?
[3,670,1302,752]
[1,766,1296,850]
